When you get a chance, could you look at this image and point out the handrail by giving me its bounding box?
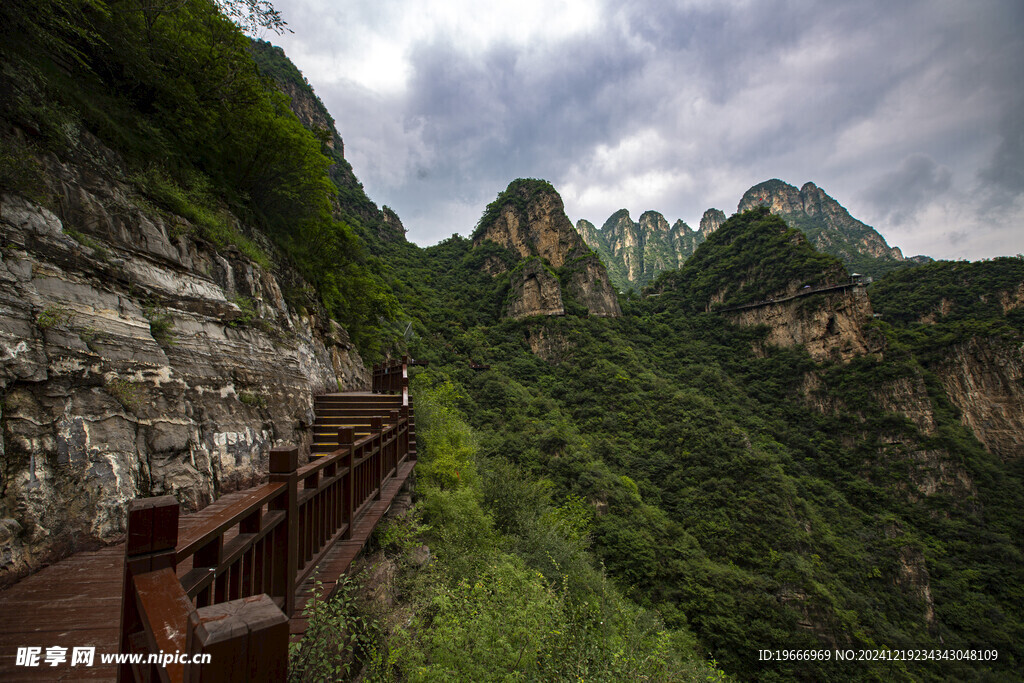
[119,398,415,682]
[372,355,428,409]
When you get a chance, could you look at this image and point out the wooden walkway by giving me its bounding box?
[0,389,416,681]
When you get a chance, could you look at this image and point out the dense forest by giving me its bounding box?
[366,206,1024,681]
[2,2,1022,681]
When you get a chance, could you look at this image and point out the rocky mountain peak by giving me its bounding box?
[699,208,726,239]
[474,179,588,269]
[576,208,706,291]
[738,178,918,277]
[474,179,620,318]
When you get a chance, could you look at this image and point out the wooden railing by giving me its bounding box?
[372,356,427,406]
[119,411,413,682]
[372,356,408,398]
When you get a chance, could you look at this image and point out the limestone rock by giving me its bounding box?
[738,179,925,276]
[504,259,565,319]
[476,180,620,319]
[565,255,620,317]
[935,338,1024,460]
[724,286,877,363]
[474,180,586,269]
[0,152,368,585]
[699,208,726,239]
[575,209,705,291]
[524,324,571,363]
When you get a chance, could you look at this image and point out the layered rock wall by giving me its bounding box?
[0,157,366,585]
[476,180,620,318]
[504,260,565,319]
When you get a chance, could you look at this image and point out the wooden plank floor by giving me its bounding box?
[0,459,415,681]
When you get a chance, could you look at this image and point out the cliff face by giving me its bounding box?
[0,151,366,585]
[936,338,1024,460]
[503,259,564,319]
[726,287,878,362]
[474,180,620,319]
[699,208,726,239]
[249,39,404,244]
[738,180,918,277]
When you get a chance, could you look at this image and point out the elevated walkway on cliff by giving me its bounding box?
[0,358,420,682]
[714,279,867,314]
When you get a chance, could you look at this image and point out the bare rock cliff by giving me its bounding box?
[738,179,919,277]
[0,154,367,585]
[503,259,565,319]
[936,338,1024,460]
[475,180,620,318]
[725,287,877,362]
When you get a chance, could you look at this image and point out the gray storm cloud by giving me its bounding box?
[267,0,1024,259]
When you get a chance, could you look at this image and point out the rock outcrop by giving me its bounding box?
[725,286,877,362]
[935,338,1024,460]
[503,259,565,319]
[0,152,366,586]
[575,209,708,291]
[699,209,726,239]
[474,179,620,318]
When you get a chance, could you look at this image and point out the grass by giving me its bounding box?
[238,391,267,408]
[144,305,176,347]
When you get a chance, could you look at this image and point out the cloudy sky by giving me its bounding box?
[263,0,1024,260]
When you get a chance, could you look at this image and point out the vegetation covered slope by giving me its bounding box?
[650,206,848,310]
[375,207,1024,681]
[739,179,923,279]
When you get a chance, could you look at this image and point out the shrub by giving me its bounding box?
[105,377,141,411]
[36,305,74,329]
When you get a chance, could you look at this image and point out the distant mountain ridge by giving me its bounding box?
[575,180,927,291]
[575,208,725,291]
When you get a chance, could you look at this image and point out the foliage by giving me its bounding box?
[105,377,141,411]
[650,207,846,310]
[36,306,75,329]
[0,0,399,358]
[0,135,46,201]
[377,216,1024,681]
[288,576,378,682]
[237,390,266,408]
[144,305,176,346]
[473,178,559,239]
[357,377,727,682]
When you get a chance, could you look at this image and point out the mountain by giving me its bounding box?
[577,180,926,291]
[575,208,723,291]
[473,179,621,319]
[739,179,928,278]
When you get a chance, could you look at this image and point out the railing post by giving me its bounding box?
[389,409,400,476]
[118,495,180,683]
[370,417,383,500]
[400,406,410,462]
[339,427,354,539]
[185,594,288,683]
[268,447,298,617]
[407,406,417,460]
